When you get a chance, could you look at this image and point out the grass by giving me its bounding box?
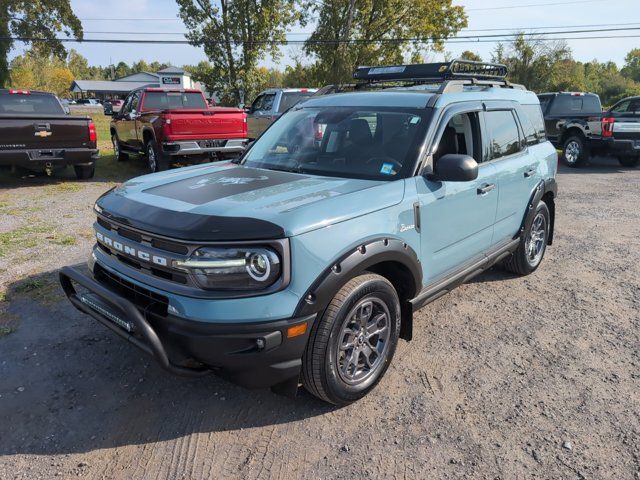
[14,279,46,294]
[48,233,77,246]
[0,225,51,257]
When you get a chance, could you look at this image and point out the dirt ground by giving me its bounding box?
[0,154,638,480]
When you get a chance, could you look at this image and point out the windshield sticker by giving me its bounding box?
[380,163,395,175]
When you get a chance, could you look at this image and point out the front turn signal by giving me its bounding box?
[287,323,307,338]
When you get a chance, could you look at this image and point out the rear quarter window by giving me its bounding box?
[520,104,547,145]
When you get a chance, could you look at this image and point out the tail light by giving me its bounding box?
[602,117,615,138]
[242,113,248,137]
[88,121,97,142]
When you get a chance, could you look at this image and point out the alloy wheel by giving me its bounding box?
[525,212,547,267]
[565,141,580,164]
[336,297,391,385]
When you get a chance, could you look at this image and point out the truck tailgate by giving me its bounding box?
[0,114,92,150]
[162,108,246,140]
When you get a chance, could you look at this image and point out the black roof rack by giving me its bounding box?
[353,59,508,83]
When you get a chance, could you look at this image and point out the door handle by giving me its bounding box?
[524,168,536,178]
[477,183,496,195]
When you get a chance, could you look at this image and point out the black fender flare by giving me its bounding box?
[560,121,589,144]
[518,178,556,245]
[141,127,157,145]
[293,236,422,321]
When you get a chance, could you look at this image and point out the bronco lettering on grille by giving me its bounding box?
[96,231,169,267]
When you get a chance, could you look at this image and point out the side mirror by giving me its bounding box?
[431,154,479,182]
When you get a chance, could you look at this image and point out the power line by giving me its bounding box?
[5,32,640,45]
[81,22,640,36]
[467,0,600,11]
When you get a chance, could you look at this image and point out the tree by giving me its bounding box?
[460,50,482,62]
[8,50,74,96]
[67,49,90,79]
[493,35,571,92]
[621,48,640,83]
[0,0,82,86]
[177,0,306,105]
[305,0,467,85]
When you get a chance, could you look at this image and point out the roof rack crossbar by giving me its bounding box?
[353,59,508,83]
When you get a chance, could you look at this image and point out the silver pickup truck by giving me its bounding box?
[246,88,317,140]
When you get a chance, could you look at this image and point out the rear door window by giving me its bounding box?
[484,110,523,160]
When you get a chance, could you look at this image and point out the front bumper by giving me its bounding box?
[162,138,249,156]
[59,266,315,391]
[0,148,99,169]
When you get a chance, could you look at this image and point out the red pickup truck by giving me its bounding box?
[109,88,248,172]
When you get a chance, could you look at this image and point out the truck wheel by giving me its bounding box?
[618,156,639,168]
[503,200,550,276]
[302,273,401,406]
[562,135,588,167]
[145,140,168,173]
[74,164,95,180]
[112,133,128,161]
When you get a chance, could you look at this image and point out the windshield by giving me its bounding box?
[142,91,207,110]
[0,93,64,114]
[241,107,428,180]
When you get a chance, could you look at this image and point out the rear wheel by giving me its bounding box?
[145,140,168,173]
[618,156,639,168]
[74,164,95,180]
[503,201,550,276]
[562,135,588,167]
[302,273,400,405]
[112,133,129,161]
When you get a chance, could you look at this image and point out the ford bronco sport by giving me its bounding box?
[60,60,557,405]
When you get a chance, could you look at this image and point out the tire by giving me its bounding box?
[618,156,639,168]
[74,164,95,180]
[562,134,588,167]
[111,133,128,161]
[302,273,401,406]
[503,201,550,276]
[145,140,168,173]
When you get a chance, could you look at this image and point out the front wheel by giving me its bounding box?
[302,273,400,406]
[112,133,129,161]
[618,156,639,168]
[503,200,550,276]
[562,135,588,167]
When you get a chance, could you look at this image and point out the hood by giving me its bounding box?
[96,163,405,241]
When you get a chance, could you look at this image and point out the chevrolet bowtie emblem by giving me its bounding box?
[34,131,52,137]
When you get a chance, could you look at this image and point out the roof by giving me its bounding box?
[158,66,190,76]
[114,71,160,82]
[71,80,159,93]
[303,91,435,109]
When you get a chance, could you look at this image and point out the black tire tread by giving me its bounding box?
[503,201,550,276]
[301,273,392,405]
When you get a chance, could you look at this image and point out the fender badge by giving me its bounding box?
[34,131,52,137]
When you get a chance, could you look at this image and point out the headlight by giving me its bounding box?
[173,246,281,291]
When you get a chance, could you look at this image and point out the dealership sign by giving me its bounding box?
[162,77,181,85]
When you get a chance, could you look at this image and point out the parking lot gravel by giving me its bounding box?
[0,155,638,479]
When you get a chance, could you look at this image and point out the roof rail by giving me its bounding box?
[353,59,508,83]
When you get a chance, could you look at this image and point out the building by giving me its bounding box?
[70,67,202,100]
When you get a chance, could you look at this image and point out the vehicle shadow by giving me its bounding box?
[0,265,333,457]
[557,154,637,174]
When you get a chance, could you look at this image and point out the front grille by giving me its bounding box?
[94,263,169,317]
[95,216,191,286]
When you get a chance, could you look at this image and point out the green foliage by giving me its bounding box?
[8,50,74,96]
[177,0,307,105]
[460,50,482,62]
[305,0,467,85]
[494,36,640,107]
[0,0,83,86]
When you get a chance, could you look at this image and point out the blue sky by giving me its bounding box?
[9,0,640,69]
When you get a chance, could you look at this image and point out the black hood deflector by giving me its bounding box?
[96,193,285,242]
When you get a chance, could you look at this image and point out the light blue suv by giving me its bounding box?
[60,61,557,405]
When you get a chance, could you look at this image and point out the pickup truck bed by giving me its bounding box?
[111,89,248,172]
[0,90,99,179]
